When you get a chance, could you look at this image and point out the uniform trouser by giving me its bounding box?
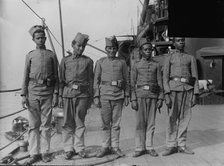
[100,98,124,148]
[27,94,53,155]
[62,97,88,152]
[135,98,157,151]
[166,90,193,148]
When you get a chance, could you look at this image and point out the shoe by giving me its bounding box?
[132,150,146,157]
[96,147,111,158]
[78,149,87,158]
[41,153,51,163]
[64,151,74,160]
[24,154,40,165]
[146,149,158,157]
[111,148,125,157]
[178,146,194,155]
[162,147,178,156]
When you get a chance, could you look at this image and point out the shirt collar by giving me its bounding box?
[72,53,81,59]
[36,45,46,49]
[141,57,152,62]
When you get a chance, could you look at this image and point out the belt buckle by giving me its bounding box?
[143,85,150,90]
[72,84,79,89]
[180,78,187,82]
[37,80,44,84]
[111,81,118,86]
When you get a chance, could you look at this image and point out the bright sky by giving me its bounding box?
[0,0,139,89]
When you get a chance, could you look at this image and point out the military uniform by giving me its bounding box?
[21,26,59,156]
[94,37,129,152]
[94,57,129,147]
[163,49,199,149]
[131,41,163,154]
[59,33,93,154]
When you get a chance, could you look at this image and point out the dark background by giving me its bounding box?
[168,0,224,38]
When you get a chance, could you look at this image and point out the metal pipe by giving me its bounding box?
[58,0,65,57]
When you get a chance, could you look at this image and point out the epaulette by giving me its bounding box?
[132,59,140,66]
[97,57,107,63]
[46,49,54,53]
[82,54,90,59]
[28,50,35,54]
[150,58,158,63]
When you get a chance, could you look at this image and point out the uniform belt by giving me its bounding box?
[67,83,89,90]
[101,80,124,87]
[29,78,47,85]
[170,76,195,84]
[171,77,188,83]
[136,84,160,93]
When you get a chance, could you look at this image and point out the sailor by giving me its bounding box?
[94,36,129,158]
[21,25,59,165]
[58,32,94,160]
[162,37,199,156]
[131,38,163,157]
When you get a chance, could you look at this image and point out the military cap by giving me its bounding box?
[105,36,118,48]
[29,25,45,37]
[73,32,89,46]
[138,38,152,48]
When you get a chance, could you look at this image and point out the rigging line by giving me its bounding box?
[21,0,67,52]
[47,28,68,52]
[85,51,104,58]
[0,129,28,152]
[21,0,42,20]
[0,88,21,93]
[0,108,27,120]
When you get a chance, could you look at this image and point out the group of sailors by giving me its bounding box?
[21,25,199,165]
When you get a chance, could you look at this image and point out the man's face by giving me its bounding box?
[141,43,152,59]
[33,32,46,47]
[72,42,86,55]
[105,46,117,58]
[174,37,185,51]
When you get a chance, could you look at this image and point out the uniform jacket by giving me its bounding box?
[21,46,59,96]
[59,54,94,98]
[163,50,199,94]
[94,57,129,100]
[131,58,164,101]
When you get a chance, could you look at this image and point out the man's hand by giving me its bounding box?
[165,94,172,109]
[21,96,29,109]
[58,96,63,108]
[191,94,197,107]
[52,94,58,107]
[88,97,93,109]
[124,96,129,106]
[94,97,101,108]
[131,100,138,111]
[157,99,163,113]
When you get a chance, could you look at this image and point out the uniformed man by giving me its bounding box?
[21,25,59,165]
[58,32,93,160]
[94,36,129,158]
[162,37,199,156]
[131,38,163,157]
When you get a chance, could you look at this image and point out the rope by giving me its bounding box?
[0,129,28,152]
[0,88,21,93]
[0,108,27,120]
[47,28,65,50]
[21,0,42,20]
[21,0,66,52]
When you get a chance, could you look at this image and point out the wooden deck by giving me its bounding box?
[1,92,224,165]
